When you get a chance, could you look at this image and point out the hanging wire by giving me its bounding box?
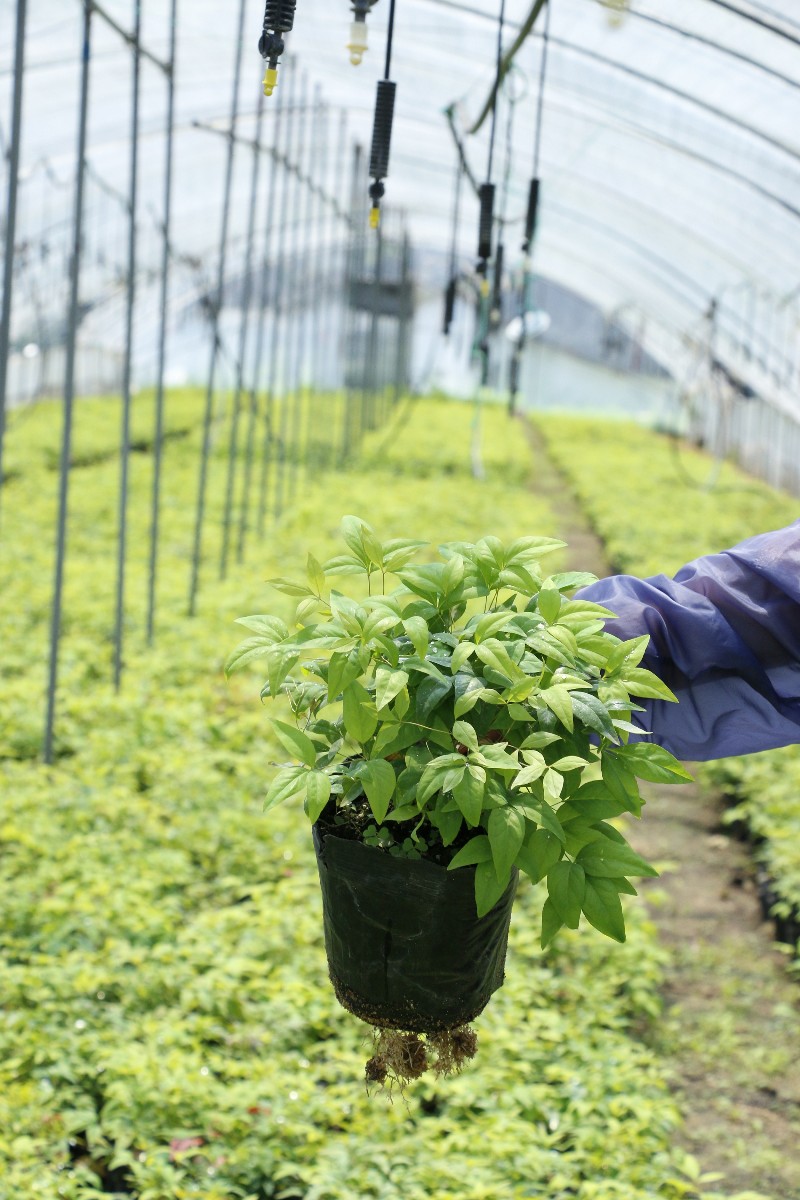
[368,0,398,225]
[524,0,549,254]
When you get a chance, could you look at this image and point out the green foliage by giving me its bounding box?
[229,516,686,940]
[536,413,800,957]
[0,393,749,1198]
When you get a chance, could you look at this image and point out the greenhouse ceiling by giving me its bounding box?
[2,0,800,381]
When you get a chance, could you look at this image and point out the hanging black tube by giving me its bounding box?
[477,182,495,270]
[524,177,540,253]
[259,0,296,93]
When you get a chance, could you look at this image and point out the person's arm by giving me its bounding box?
[576,520,800,761]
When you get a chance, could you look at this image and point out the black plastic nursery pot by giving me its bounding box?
[313,823,518,1034]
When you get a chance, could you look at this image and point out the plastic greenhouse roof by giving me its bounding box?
[2,0,800,385]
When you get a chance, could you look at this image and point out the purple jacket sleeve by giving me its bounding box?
[575,520,800,761]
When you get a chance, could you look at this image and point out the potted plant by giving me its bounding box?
[226,516,690,1085]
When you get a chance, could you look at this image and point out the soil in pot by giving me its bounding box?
[313,800,517,1086]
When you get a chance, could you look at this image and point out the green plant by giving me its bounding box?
[228,515,691,945]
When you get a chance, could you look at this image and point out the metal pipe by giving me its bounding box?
[256,58,297,537]
[237,64,287,564]
[188,0,247,616]
[113,0,142,691]
[0,0,28,521]
[146,0,178,644]
[273,71,309,520]
[220,86,266,579]
[44,0,92,764]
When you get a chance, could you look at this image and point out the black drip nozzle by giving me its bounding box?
[259,0,297,94]
[368,79,396,228]
[443,276,457,336]
[490,241,504,328]
[523,177,540,254]
[476,182,495,279]
[349,0,380,64]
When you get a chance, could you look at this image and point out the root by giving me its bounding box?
[365,1024,478,1092]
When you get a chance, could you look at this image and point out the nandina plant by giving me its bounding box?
[227,515,691,947]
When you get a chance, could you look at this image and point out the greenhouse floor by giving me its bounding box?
[525,418,800,1199]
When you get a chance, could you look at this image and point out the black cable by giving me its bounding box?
[384,0,397,79]
[532,0,550,178]
[486,0,506,181]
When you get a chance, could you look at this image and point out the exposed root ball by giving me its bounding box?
[365,1025,478,1091]
[428,1025,478,1077]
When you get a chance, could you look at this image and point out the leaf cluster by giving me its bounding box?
[228,516,691,944]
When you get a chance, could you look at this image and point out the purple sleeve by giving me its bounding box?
[575,520,800,761]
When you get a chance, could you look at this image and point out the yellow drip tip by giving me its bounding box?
[480,278,490,298]
[369,207,381,229]
[263,67,278,96]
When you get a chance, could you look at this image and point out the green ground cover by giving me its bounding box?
[0,394,758,1198]
[534,414,800,958]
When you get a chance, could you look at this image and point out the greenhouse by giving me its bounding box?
[1,1,800,1197]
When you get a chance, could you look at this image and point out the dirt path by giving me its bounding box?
[524,418,800,1200]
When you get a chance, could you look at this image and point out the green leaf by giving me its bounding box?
[450,642,476,673]
[374,667,410,711]
[453,765,485,826]
[225,637,277,677]
[448,835,492,870]
[620,666,678,702]
[550,755,588,772]
[475,642,524,683]
[340,515,375,566]
[577,839,658,879]
[416,674,453,720]
[403,616,429,659]
[521,796,566,843]
[540,896,564,948]
[488,806,526,881]
[537,585,561,625]
[452,720,479,752]
[304,771,331,822]
[475,859,509,919]
[322,553,367,576]
[615,743,693,783]
[342,681,378,743]
[473,743,520,772]
[601,753,642,815]
[264,766,308,813]
[547,860,586,929]
[603,634,650,675]
[570,692,618,740]
[511,760,546,788]
[383,538,427,572]
[327,649,363,702]
[233,614,289,640]
[473,611,515,643]
[307,553,326,595]
[581,877,626,942]
[549,570,599,592]
[516,829,563,883]
[271,718,317,767]
[267,576,315,598]
[357,759,396,823]
[540,685,574,731]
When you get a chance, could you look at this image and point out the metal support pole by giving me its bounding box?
[113,0,142,690]
[220,87,266,579]
[274,72,309,520]
[237,69,287,564]
[303,97,328,478]
[257,59,297,537]
[325,110,349,466]
[44,0,91,764]
[188,0,247,616]
[286,87,319,509]
[0,0,28,519]
[146,0,177,643]
[395,229,411,406]
[341,142,364,462]
[364,216,384,429]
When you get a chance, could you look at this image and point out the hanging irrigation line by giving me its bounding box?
[146,0,177,644]
[236,81,287,566]
[257,56,298,538]
[220,84,266,581]
[273,70,309,520]
[188,0,247,617]
[44,0,93,765]
[367,0,398,226]
[0,0,27,521]
[113,0,142,691]
[442,156,464,335]
[286,83,319,510]
[303,94,329,482]
[470,0,546,136]
[327,110,351,467]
